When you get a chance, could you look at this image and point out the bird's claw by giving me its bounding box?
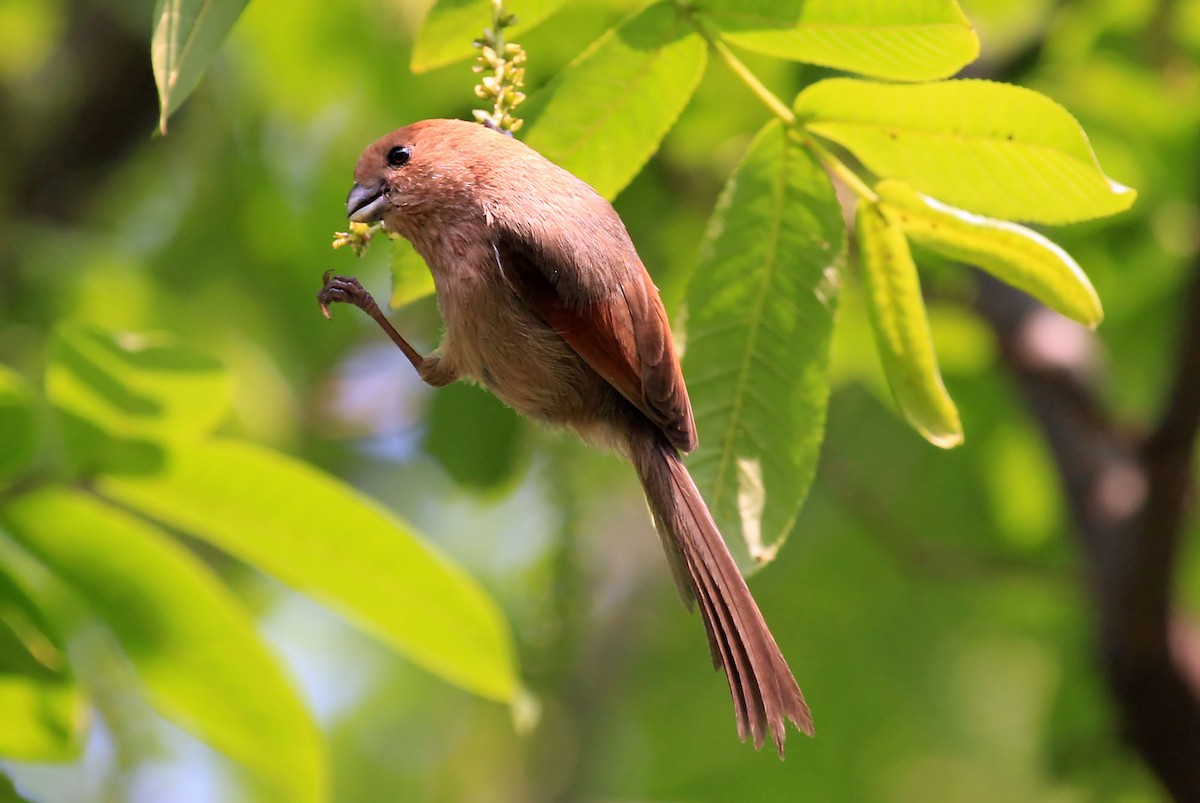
[317,271,375,319]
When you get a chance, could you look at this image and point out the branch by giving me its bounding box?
[974,268,1200,801]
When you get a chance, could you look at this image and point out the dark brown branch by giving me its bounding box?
[1147,268,1200,456]
[975,271,1200,801]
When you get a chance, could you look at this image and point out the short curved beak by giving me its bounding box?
[346,182,388,223]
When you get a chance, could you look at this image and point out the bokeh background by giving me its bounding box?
[2,0,1199,800]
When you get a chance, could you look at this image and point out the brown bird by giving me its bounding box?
[319,118,812,753]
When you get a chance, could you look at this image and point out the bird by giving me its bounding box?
[318,118,812,754]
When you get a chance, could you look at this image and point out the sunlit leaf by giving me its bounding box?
[47,323,230,443]
[877,180,1103,326]
[151,0,251,134]
[700,0,979,81]
[683,121,844,569]
[796,79,1136,224]
[521,1,707,200]
[425,383,525,491]
[856,199,962,447]
[0,558,84,762]
[389,237,436,309]
[0,488,324,802]
[46,323,231,472]
[412,0,568,74]
[0,367,36,484]
[0,561,69,680]
[97,439,520,702]
[0,677,84,762]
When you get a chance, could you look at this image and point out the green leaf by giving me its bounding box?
[520,1,707,200]
[1,771,35,803]
[412,0,568,73]
[389,236,436,309]
[796,78,1136,224]
[0,488,324,801]
[0,676,84,761]
[46,323,231,472]
[0,367,36,485]
[151,0,251,134]
[683,121,844,569]
[425,383,525,491]
[0,558,84,762]
[877,179,1103,326]
[856,199,962,448]
[0,561,69,680]
[97,439,520,703]
[700,0,979,81]
[47,323,230,442]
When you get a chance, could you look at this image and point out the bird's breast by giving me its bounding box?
[427,243,630,445]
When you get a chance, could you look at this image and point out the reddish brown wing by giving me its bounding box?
[496,230,697,453]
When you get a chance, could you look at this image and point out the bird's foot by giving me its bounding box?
[318,271,381,319]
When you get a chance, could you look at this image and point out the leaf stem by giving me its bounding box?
[806,136,880,202]
[686,11,878,202]
[688,15,795,124]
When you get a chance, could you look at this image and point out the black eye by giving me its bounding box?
[386,146,411,167]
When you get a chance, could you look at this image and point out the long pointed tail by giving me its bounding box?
[630,429,813,755]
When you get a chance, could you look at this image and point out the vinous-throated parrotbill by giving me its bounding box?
[320,119,812,753]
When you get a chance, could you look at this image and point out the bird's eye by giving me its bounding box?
[386,146,411,167]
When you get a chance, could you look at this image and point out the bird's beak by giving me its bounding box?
[346,182,388,223]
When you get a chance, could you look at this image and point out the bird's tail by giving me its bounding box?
[630,429,813,755]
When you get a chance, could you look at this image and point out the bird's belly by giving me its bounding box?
[437,279,628,444]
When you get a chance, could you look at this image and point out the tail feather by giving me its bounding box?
[632,430,813,755]
[687,542,757,740]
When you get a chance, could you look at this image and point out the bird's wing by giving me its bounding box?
[495,227,697,453]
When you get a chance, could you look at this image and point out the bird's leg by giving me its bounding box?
[317,271,455,386]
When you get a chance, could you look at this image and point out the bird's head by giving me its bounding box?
[345,119,516,237]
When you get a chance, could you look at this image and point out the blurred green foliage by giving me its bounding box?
[0,0,1196,801]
